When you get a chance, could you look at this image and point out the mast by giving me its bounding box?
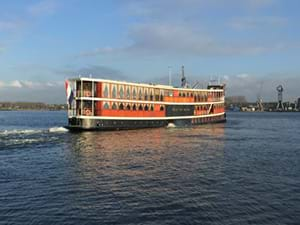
[181,65,187,88]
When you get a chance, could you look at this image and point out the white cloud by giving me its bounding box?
[0,80,63,89]
[27,0,59,16]
[236,73,250,79]
[81,22,285,57]
[0,20,26,31]
[229,16,288,30]
[10,80,23,88]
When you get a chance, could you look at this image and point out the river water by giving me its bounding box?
[0,111,299,225]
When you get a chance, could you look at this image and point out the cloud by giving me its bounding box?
[229,16,288,30]
[27,0,59,16]
[0,20,26,31]
[224,73,300,102]
[71,65,127,80]
[80,22,285,57]
[0,45,5,53]
[123,0,276,18]
[0,80,63,89]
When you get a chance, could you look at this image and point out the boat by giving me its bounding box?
[65,67,226,131]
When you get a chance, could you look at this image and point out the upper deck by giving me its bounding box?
[66,77,225,118]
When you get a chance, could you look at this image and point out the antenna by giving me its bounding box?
[168,66,172,86]
[181,65,187,88]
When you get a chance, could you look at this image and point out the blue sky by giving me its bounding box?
[0,0,299,103]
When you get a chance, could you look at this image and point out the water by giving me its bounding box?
[0,111,299,225]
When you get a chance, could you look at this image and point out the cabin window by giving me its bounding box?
[103,84,109,98]
[112,102,118,110]
[119,86,124,99]
[126,104,131,110]
[133,104,137,110]
[133,87,137,99]
[145,89,148,100]
[138,104,143,111]
[126,87,130,99]
[144,105,149,111]
[138,88,143,100]
[150,90,154,101]
[119,103,124,110]
[112,85,117,98]
[103,102,109,109]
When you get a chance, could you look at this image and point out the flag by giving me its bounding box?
[65,80,74,106]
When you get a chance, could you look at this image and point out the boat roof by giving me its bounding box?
[68,77,224,92]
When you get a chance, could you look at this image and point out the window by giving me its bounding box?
[126,104,131,110]
[150,89,154,101]
[112,102,118,110]
[150,105,154,111]
[133,104,137,110]
[126,87,130,99]
[119,86,124,99]
[103,84,109,98]
[144,104,149,111]
[133,87,137,99]
[112,85,117,98]
[103,102,109,109]
[119,103,124,110]
[138,104,143,111]
[138,88,143,100]
[160,105,164,111]
[145,89,148,100]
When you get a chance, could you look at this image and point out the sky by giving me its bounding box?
[0,0,299,103]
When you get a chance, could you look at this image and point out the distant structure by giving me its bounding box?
[256,81,264,112]
[276,85,284,111]
[297,98,300,110]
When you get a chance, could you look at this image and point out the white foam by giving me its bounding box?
[0,129,43,136]
[167,123,176,128]
[48,127,69,133]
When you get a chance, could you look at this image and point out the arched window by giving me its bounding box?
[112,85,117,98]
[126,104,131,110]
[112,102,117,110]
[103,102,109,109]
[183,93,186,97]
[126,87,130,99]
[150,105,154,111]
[132,87,137,99]
[138,104,143,111]
[144,89,148,100]
[150,89,154,101]
[144,104,149,111]
[119,86,124,99]
[103,84,109,98]
[138,88,143,100]
[119,103,124,110]
[179,92,182,97]
[160,105,164,111]
[133,104,137,110]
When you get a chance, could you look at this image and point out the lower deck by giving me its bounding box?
[66,113,226,131]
